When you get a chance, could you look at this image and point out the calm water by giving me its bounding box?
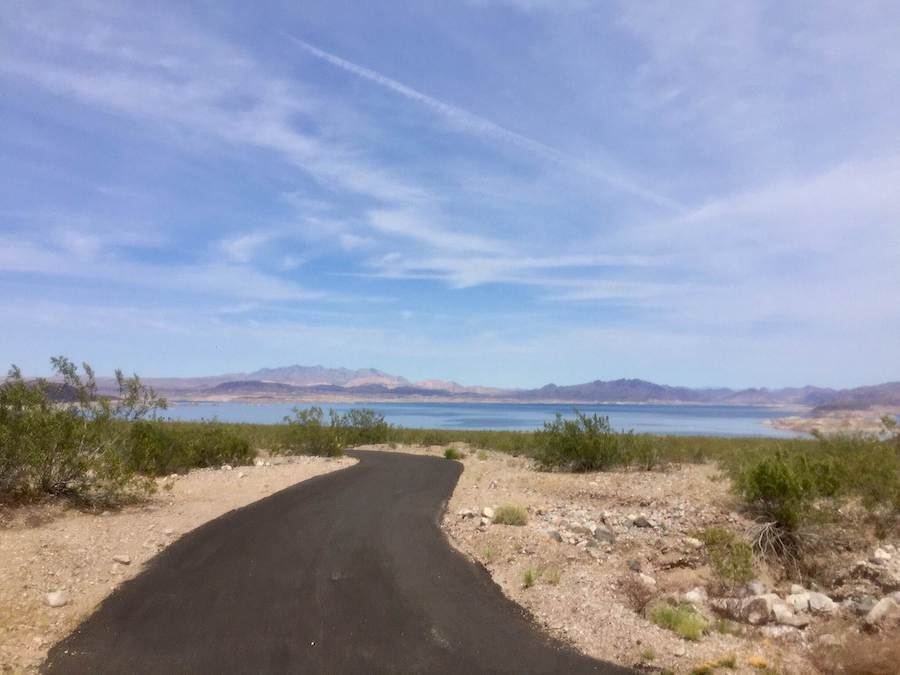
[162,401,804,438]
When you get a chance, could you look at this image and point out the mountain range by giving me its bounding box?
[111,365,900,412]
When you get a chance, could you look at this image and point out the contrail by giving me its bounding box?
[282,33,683,211]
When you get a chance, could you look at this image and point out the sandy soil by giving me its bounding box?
[0,455,354,674]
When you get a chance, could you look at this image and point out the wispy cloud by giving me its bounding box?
[283,34,683,211]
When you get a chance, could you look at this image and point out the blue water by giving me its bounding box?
[161,401,804,438]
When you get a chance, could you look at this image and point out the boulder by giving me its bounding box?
[872,548,892,564]
[711,593,780,625]
[746,580,768,596]
[772,601,811,628]
[790,584,807,595]
[808,592,837,615]
[864,597,898,626]
[481,507,495,520]
[682,587,707,605]
[592,526,616,545]
[786,592,810,613]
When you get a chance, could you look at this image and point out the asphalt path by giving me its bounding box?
[43,450,631,674]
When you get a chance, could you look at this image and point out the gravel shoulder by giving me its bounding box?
[0,454,355,673]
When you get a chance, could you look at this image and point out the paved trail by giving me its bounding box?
[43,450,631,674]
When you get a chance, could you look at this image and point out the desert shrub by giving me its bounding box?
[443,447,463,460]
[0,358,164,505]
[698,527,754,590]
[493,504,528,526]
[647,600,709,640]
[619,574,654,613]
[181,421,255,468]
[278,407,343,457]
[534,412,622,472]
[732,451,814,532]
[542,566,561,585]
[336,408,390,446]
[522,567,538,588]
[621,432,663,471]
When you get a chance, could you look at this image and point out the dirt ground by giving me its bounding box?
[0,455,354,674]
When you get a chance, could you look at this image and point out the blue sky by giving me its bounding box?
[1,1,898,388]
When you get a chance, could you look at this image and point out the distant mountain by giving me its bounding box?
[79,365,900,411]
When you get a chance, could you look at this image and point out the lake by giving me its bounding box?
[162,401,804,438]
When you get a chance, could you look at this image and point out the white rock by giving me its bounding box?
[637,573,657,591]
[112,554,131,565]
[253,458,265,467]
[865,597,898,625]
[163,527,175,536]
[221,464,233,471]
[682,587,707,605]
[872,548,891,563]
[808,592,837,614]
[790,584,807,595]
[772,601,810,627]
[457,508,476,519]
[482,507,495,519]
[480,516,491,527]
[747,580,768,595]
[786,592,810,613]
[683,537,703,549]
[45,591,68,608]
[238,472,246,478]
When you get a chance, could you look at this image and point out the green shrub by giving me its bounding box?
[0,358,164,505]
[698,527,754,590]
[621,432,663,471]
[534,412,622,472]
[335,408,390,446]
[493,504,528,526]
[279,407,343,457]
[522,567,538,588]
[443,447,463,460]
[732,451,813,532]
[648,600,709,640]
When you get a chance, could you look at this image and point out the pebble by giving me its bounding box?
[45,591,67,608]
[112,554,131,565]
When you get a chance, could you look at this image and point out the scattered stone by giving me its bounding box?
[631,516,651,528]
[790,583,806,595]
[683,537,703,549]
[772,601,810,628]
[163,527,175,536]
[238,472,246,478]
[627,559,642,573]
[673,644,686,657]
[112,554,131,565]
[864,597,898,626]
[480,517,491,527]
[221,464,233,471]
[850,595,877,616]
[253,458,265,467]
[482,507,495,520]
[457,508,476,519]
[548,530,563,542]
[45,591,67,608]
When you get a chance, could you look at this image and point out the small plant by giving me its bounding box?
[648,600,709,641]
[640,647,656,662]
[481,545,498,564]
[619,574,654,613]
[492,504,528,526]
[522,567,538,588]
[477,449,489,461]
[542,566,561,585]
[698,527,753,591]
[443,447,463,460]
[712,618,744,637]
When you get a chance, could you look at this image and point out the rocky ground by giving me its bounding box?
[362,444,900,674]
[0,454,354,674]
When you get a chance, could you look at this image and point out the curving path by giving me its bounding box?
[43,450,631,674]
